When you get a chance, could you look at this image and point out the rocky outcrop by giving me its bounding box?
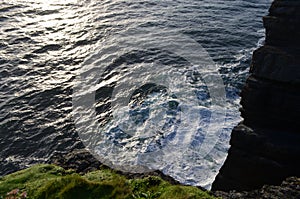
[214,177,300,199]
[212,0,300,191]
[48,149,180,185]
[48,149,102,174]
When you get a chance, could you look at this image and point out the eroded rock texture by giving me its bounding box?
[212,0,300,191]
[214,177,300,199]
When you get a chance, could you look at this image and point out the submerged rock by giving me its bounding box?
[212,0,300,191]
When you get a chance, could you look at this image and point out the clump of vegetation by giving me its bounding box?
[0,164,216,199]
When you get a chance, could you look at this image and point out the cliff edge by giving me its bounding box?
[212,0,300,191]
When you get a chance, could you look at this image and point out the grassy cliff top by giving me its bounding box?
[0,164,216,199]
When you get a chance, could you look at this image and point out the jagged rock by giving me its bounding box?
[212,0,300,191]
[48,149,102,173]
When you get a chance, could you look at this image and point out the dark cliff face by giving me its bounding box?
[212,0,300,191]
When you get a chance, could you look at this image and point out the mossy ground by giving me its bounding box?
[0,164,216,199]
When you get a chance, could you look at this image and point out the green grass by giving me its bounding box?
[0,164,216,199]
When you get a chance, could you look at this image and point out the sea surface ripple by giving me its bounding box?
[0,0,271,188]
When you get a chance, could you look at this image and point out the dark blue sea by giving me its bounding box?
[0,0,271,189]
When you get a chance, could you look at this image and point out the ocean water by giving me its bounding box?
[0,0,271,189]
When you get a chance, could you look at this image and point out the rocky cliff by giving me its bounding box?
[214,177,300,199]
[212,0,300,191]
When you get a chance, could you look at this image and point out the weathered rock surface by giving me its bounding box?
[48,149,180,185]
[212,0,300,191]
[48,149,102,174]
[214,177,300,199]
